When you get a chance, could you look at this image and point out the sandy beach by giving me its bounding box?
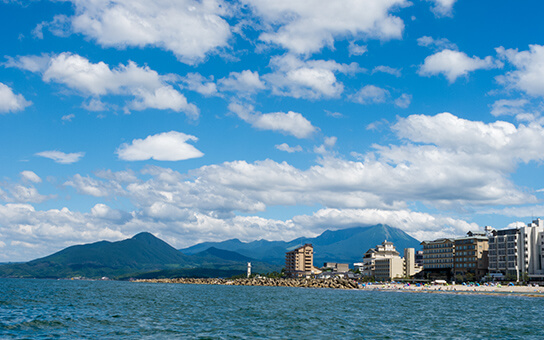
[362,282,544,297]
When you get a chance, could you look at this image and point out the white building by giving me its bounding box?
[360,241,419,280]
[488,219,544,281]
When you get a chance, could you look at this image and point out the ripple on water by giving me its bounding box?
[1,279,544,339]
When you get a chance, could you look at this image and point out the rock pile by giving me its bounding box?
[134,277,361,290]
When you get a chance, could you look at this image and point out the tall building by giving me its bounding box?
[285,244,321,278]
[488,219,544,281]
[404,248,422,277]
[420,238,455,271]
[453,231,489,280]
[421,232,490,281]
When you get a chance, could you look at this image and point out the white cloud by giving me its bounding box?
[372,65,401,77]
[61,113,75,122]
[351,85,390,104]
[292,208,477,241]
[348,42,367,56]
[229,103,316,138]
[417,36,457,51]
[0,82,31,113]
[419,49,501,83]
[426,0,457,17]
[393,112,544,167]
[21,171,42,183]
[496,45,544,97]
[218,70,266,94]
[394,93,412,108]
[275,143,303,153]
[243,0,409,54]
[8,52,198,118]
[4,54,51,73]
[116,131,204,161]
[182,73,218,96]
[264,55,360,99]
[490,99,529,117]
[64,174,123,197]
[66,0,231,64]
[7,185,50,204]
[35,150,85,164]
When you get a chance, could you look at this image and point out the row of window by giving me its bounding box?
[455,262,476,268]
[423,243,453,249]
[455,257,477,262]
[423,254,453,259]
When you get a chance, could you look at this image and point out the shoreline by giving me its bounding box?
[133,277,544,297]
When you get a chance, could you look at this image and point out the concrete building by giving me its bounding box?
[421,238,455,271]
[360,241,419,280]
[488,219,544,281]
[404,248,422,277]
[361,241,400,277]
[453,231,489,281]
[285,244,322,278]
[374,256,404,281]
[322,262,350,273]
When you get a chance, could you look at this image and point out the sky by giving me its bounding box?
[2,0,544,261]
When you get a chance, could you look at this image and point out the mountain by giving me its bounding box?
[0,232,193,279]
[180,224,421,265]
[0,232,280,279]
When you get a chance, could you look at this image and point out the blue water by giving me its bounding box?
[0,279,543,339]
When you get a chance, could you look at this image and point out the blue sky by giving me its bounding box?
[2,0,544,261]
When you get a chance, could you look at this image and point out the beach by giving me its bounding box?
[362,282,544,297]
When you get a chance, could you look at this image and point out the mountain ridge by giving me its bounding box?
[181,224,421,265]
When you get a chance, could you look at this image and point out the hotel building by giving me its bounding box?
[285,244,322,278]
[421,232,489,281]
[361,241,419,280]
[488,219,544,281]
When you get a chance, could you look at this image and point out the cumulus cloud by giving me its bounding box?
[292,208,477,241]
[35,150,85,164]
[394,93,412,108]
[218,70,266,94]
[7,52,198,118]
[419,49,501,83]
[116,131,204,161]
[243,0,408,54]
[20,171,42,183]
[264,55,360,99]
[496,44,544,97]
[181,73,218,96]
[350,85,390,104]
[0,82,31,113]
[275,143,303,153]
[229,103,316,138]
[65,0,231,64]
[426,0,457,17]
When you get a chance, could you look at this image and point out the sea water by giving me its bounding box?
[0,278,543,339]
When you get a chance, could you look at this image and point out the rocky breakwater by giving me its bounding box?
[134,277,361,290]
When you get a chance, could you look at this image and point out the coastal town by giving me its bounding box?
[284,218,544,285]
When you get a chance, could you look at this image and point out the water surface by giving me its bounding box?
[0,279,542,339]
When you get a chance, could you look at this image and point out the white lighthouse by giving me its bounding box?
[247,262,252,278]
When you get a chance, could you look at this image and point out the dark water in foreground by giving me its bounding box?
[0,279,543,339]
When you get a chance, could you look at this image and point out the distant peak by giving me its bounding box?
[132,232,157,240]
